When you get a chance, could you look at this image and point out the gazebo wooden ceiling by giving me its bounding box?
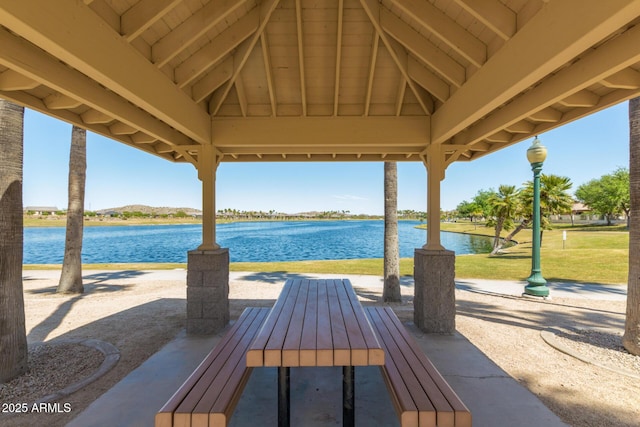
[1,0,640,165]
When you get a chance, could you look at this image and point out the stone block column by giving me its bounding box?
[187,248,229,335]
[414,248,456,334]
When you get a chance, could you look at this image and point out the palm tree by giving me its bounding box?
[57,126,87,293]
[493,174,573,253]
[0,99,28,382]
[383,162,401,302]
[487,185,519,255]
[624,97,640,356]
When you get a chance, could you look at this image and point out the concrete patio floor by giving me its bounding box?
[68,318,568,427]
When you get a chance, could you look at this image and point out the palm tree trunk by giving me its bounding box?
[491,218,504,255]
[624,97,640,355]
[383,162,401,302]
[0,99,28,382]
[57,126,86,294]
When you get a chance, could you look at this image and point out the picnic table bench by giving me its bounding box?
[366,306,472,427]
[155,307,269,427]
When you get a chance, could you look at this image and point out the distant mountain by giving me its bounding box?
[95,205,201,215]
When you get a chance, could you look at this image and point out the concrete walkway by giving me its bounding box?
[66,271,625,427]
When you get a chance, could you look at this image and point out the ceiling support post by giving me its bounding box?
[422,144,445,250]
[197,144,220,250]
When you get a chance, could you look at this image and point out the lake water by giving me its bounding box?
[23,220,492,264]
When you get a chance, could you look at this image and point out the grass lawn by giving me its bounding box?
[24,222,629,286]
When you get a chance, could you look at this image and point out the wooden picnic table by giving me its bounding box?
[246,278,384,427]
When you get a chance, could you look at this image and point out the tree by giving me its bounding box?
[0,99,28,382]
[383,162,400,302]
[493,174,573,253]
[486,185,519,255]
[575,168,629,226]
[57,126,87,293]
[624,97,640,356]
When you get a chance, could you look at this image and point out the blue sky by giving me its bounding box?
[23,102,630,214]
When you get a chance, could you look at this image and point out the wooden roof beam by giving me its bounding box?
[452,0,516,41]
[44,93,82,109]
[174,8,258,88]
[364,34,379,116]
[558,90,599,107]
[191,57,233,103]
[431,0,640,145]
[81,109,112,124]
[151,0,248,67]
[380,7,465,88]
[407,56,449,103]
[260,33,277,116]
[601,68,640,89]
[0,26,194,147]
[0,69,39,90]
[121,0,181,42]
[0,0,210,143]
[295,0,307,116]
[209,0,282,116]
[359,0,432,115]
[455,20,640,147]
[333,0,344,116]
[389,0,486,68]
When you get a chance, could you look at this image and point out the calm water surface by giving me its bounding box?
[23,220,492,264]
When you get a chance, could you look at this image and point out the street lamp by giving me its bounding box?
[524,136,550,297]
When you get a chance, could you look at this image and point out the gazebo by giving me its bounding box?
[1,0,640,334]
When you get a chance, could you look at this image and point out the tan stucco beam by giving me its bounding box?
[0,0,210,144]
[431,0,640,145]
[0,27,194,148]
[211,117,429,148]
[456,22,640,147]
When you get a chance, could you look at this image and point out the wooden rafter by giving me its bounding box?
[380,7,465,88]
[174,8,258,88]
[121,0,181,42]
[359,0,432,115]
[452,0,516,41]
[0,26,194,147]
[364,34,379,116]
[152,0,248,67]
[0,0,210,143]
[260,32,277,116]
[431,0,640,145]
[457,21,640,147]
[389,0,486,68]
[334,0,344,116]
[295,0,307,116]
[209,0,282,116]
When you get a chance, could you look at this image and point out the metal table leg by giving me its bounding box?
[343,365,354,427]
[278,367,290,427]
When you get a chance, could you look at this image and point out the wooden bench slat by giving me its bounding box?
[264,279,302,366]
[316,279,334,366]
[367,307,427,427]
[156,307,263,426]
[366,307,472,427]
[299,280,318,366]
[282,279,310,366]
[155,307,269,427]
[335,279,369,365]
[327,279,351,366]
[246,279,294,366]
[343,279,385,365]
[193,308,268,416]
[381,307,472,427]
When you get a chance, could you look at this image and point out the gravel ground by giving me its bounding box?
[1,271,639,427]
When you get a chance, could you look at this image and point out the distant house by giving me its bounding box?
[24,206,59,215]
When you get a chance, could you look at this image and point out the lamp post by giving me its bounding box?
[524,136,550,297]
